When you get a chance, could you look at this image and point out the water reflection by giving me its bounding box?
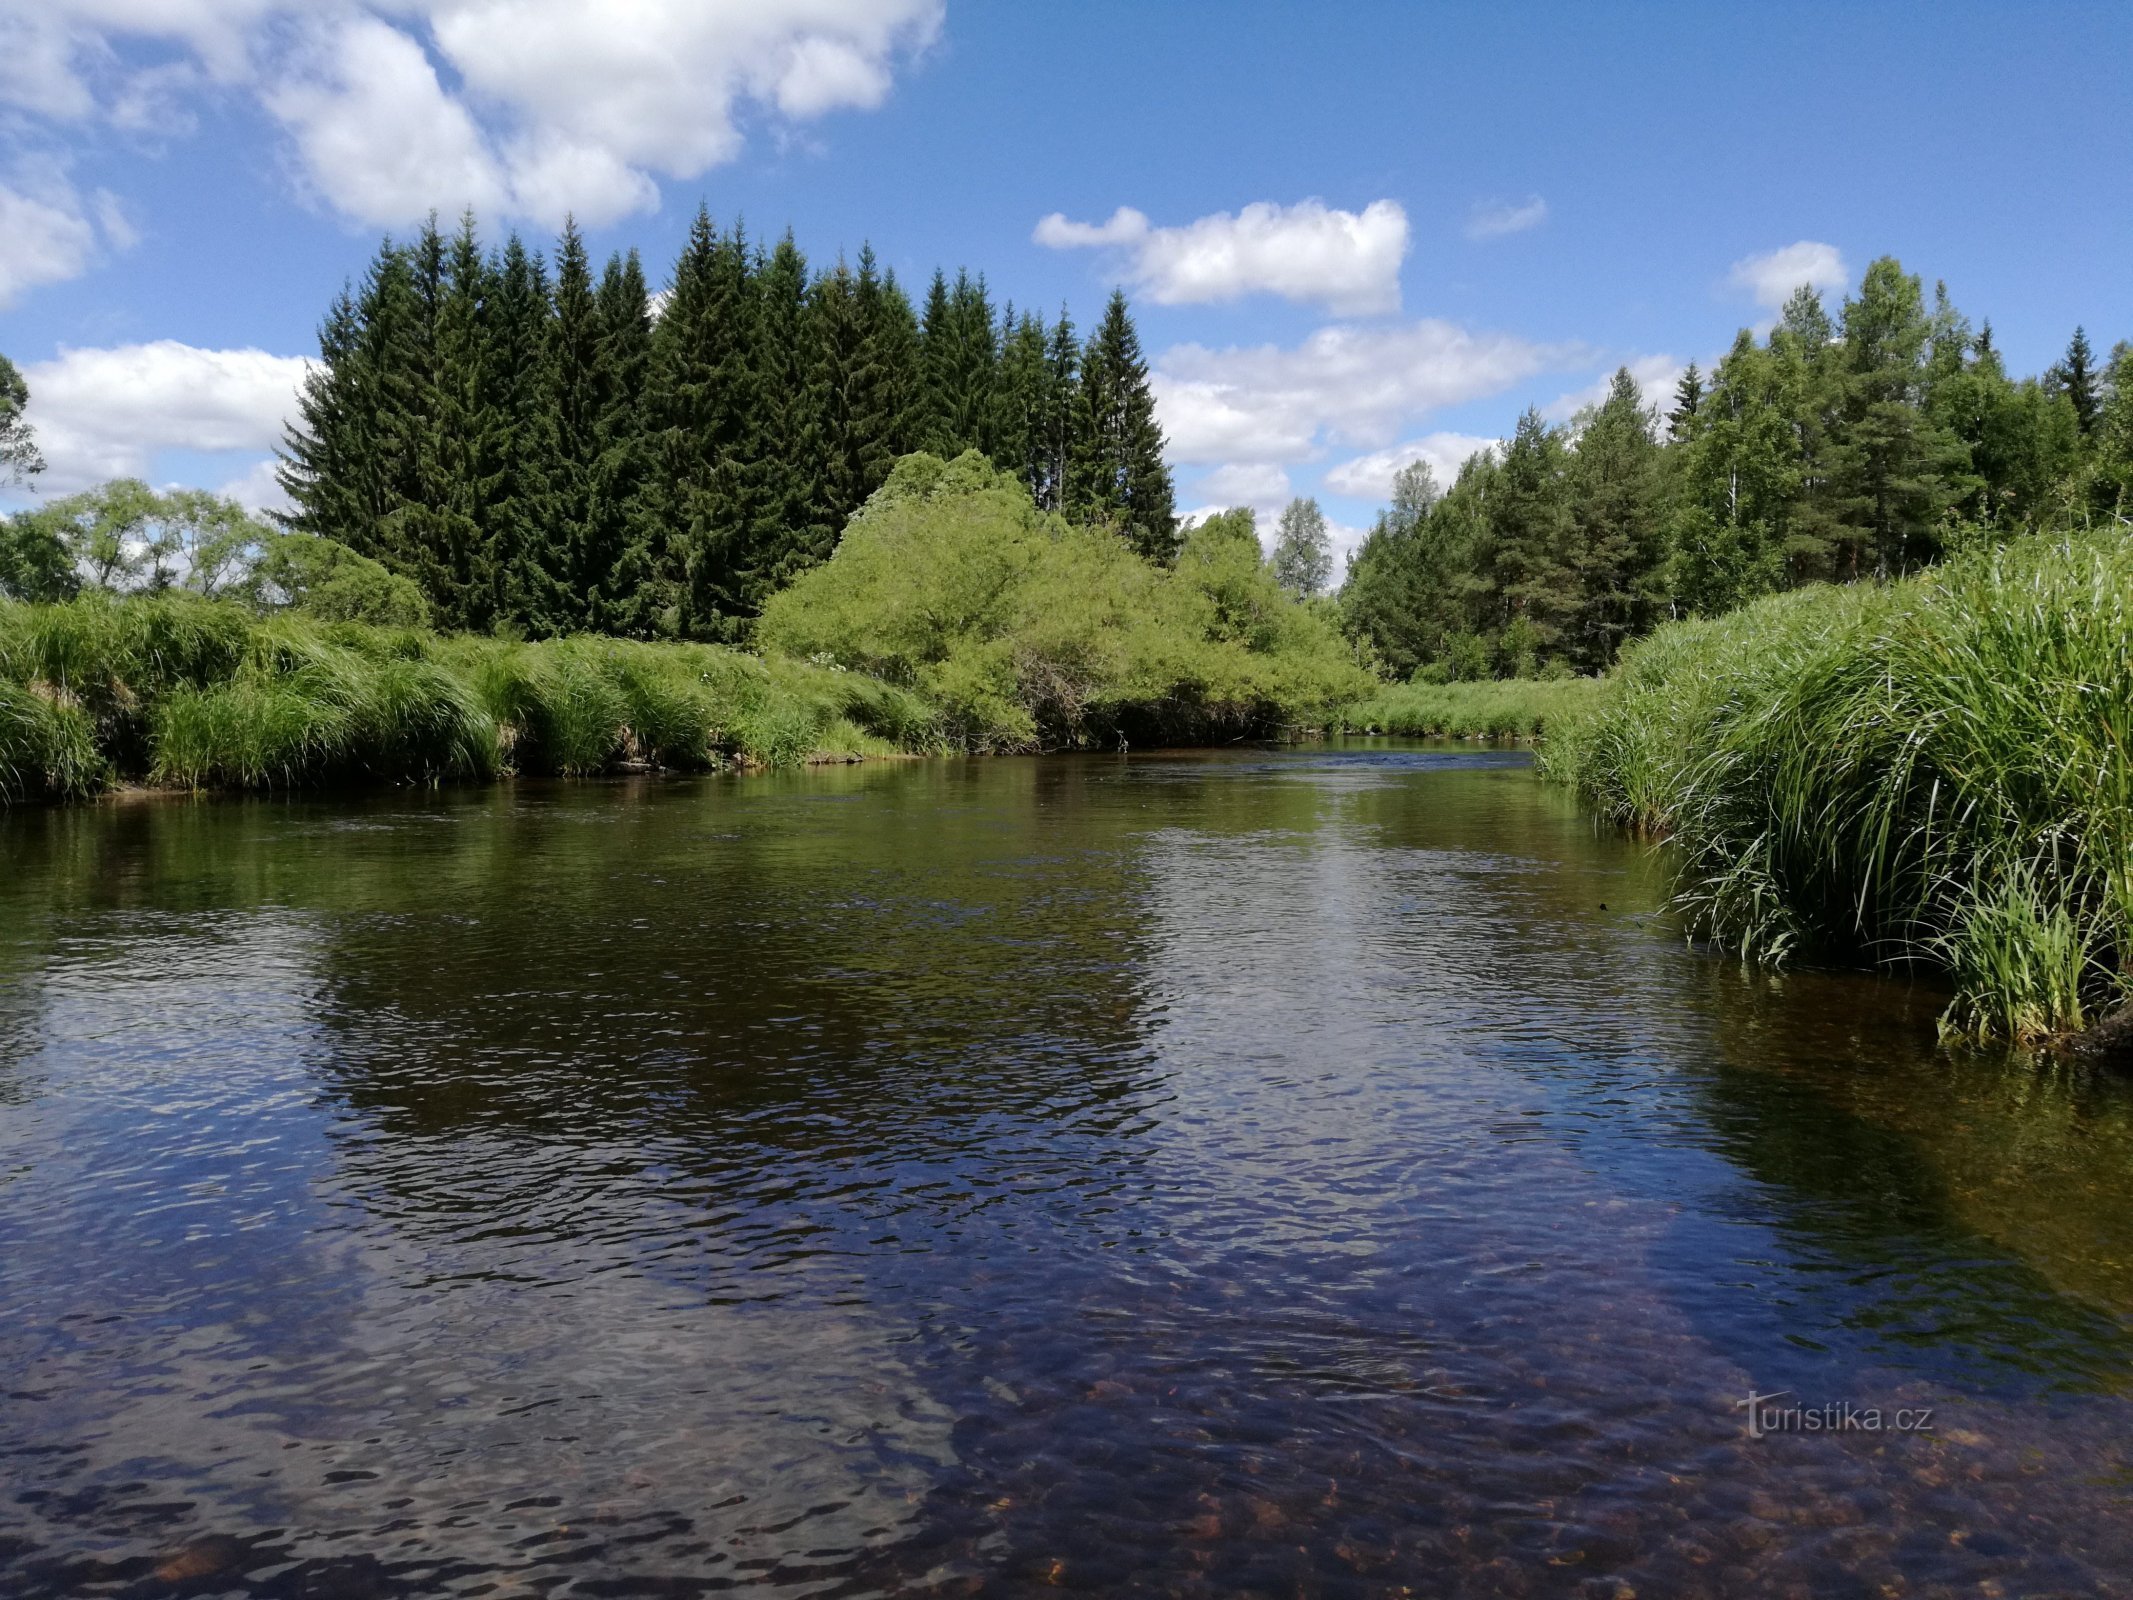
[2,745,2131,1596]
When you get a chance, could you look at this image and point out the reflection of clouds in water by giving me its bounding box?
[1,908,963,1584]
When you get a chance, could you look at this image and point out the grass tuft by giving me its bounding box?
[1543,532,2133,1043]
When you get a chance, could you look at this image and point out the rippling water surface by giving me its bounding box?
[5,744,2133,1597]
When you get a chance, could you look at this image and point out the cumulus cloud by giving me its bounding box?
[0,161,135,306]
[21,341,309,492]
[1464,195,1547,241]
[1193,462,1292,508]
[1728,240,1848,309]
[1,0,943,229]
[1152,319,1578,466]
[1035,198,1409,315]
[1542,354,1685,423]
[1322,433,1500,501]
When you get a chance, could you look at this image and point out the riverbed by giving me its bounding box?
[4,744,2131,1596]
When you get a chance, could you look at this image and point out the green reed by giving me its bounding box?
[1340,676,1602,740]
[1542,533,2133,1043]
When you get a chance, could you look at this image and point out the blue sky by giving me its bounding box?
[3,1,2127,559]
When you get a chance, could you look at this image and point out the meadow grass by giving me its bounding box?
[0,596,947,801]
[1339,676,1603,739]
[1541,532,2133,1044]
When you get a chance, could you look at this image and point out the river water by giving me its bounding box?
[4,743,2132,1598]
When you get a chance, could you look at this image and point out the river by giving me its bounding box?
[4,743,2132,1597]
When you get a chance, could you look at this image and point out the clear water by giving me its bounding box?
[4,744,2132,1597]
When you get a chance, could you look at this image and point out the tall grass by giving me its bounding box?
[1340,677,1602,739]
[1543,532,2133,1043]
[0,596,946,803]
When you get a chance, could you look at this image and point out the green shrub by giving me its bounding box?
[756,453,1370,750]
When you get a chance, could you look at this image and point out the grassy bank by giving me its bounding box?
[1542,532,2133,1045]
[1339,677,1601,739]
[0,594,942,803]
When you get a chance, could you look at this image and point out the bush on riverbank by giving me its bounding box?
[1541,533,2133,1043]
[0,593,940,798]
[1340,677,1601,739]
[756,453,1371,750]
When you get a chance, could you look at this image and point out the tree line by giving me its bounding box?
[279,209,1175,641]
[1341,256,2133,680]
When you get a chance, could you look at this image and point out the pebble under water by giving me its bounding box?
[3,743,2133,1597]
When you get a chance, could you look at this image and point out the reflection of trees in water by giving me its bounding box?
[1659,961,2133,1394]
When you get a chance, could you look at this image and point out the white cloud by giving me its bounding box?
[1464,195,1547,241]
[21,341,309,492]
[1194,462,1292,507]
[265,15,515,224]
[1152,319,1579,466]
[215,455,294,513]
[0,160,136,307]
[1728,240,1848,309]
[1322,433,1500,500]
[1542,354,1684,423]
[1035,198,1409,315]
[1,1,944,229]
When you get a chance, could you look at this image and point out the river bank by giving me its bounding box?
[1542,530,2133,1047]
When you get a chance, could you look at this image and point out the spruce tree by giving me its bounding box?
[1039,307,1079,512]
[1827,257,1968,576]
[1564,368,1665,668]
[550,218,605,630]
[485,232,562,632]
[748,231,830,598]
[2052,327,2101,436]
[993,307,1051,506]
[1487,408,1576,667]
[588,249,655,633]
[1667,364,1704,443]
[862,254,921,464]
[278,285,374,548]
[913,269,957,457]
[1069,290,1176,562]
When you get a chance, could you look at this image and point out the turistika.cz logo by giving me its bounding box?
[1735,1390,1935,1439]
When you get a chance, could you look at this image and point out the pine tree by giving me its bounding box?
[1068,290,1175,562]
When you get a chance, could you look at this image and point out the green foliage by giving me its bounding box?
[1543,532,2133,1042]
[1341,677,1601,739]
[1271,497,1333,598]
[248,532,430,626]
[1342,264,2125,681]
[757,453,1366,750]
[0,665,100,801]
[280,212,1178,642]
[0,591,956,803]
[1,352,45,487]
